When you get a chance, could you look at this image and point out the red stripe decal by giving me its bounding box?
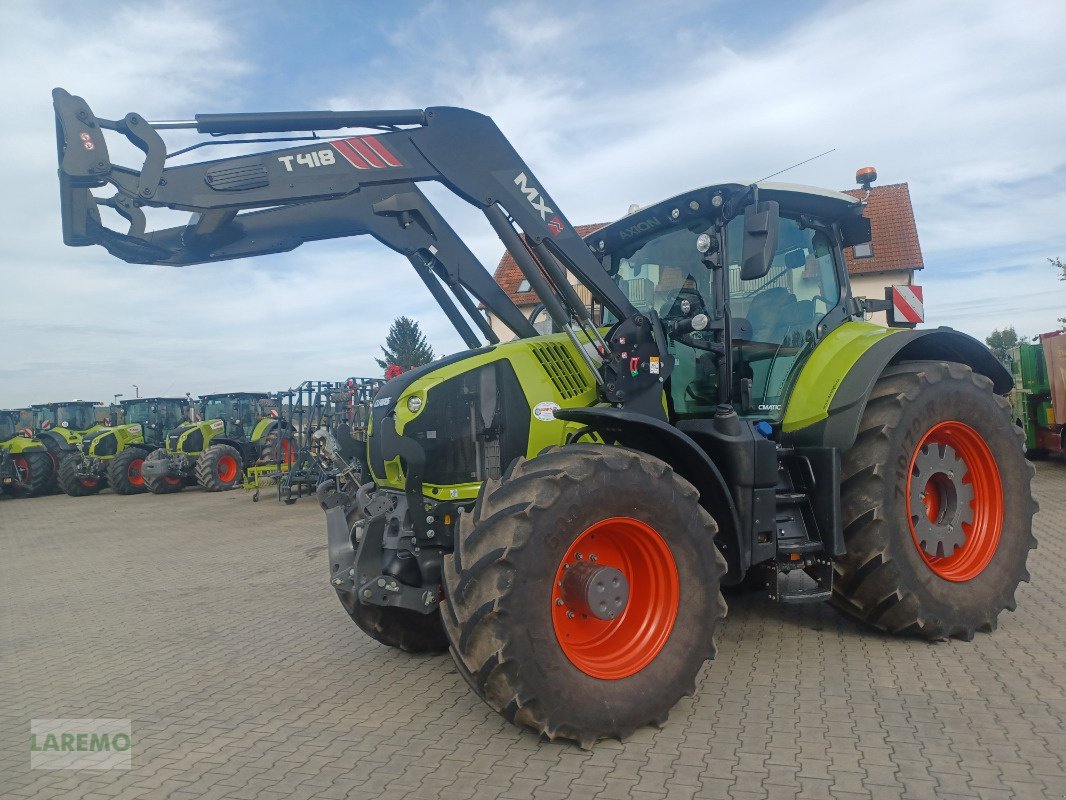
[361,136,403,167]
[348,137,387,168]
[331,139,369,169]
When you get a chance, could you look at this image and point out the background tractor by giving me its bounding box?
[54,90,1036,748]
[56,397,192,496]
[1011,330,1065,457]
[1,409,54,497]
[141,392,285,493]
[30,400,106,493]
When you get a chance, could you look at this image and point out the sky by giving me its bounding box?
[1,0,1064,407]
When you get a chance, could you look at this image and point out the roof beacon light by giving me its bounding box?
[856,166,878,190]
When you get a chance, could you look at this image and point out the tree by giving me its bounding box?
[1051,258,1066,330]
[985,326,1023,365]
[376,316,435,372]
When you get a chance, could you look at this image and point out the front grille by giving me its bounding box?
[180,429,204,454]
[89,432,117,456]
[530,342,591,399]
[392,360,530,486]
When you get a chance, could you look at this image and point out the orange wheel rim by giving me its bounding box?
[281,438,295,465]
[905,420,1003,582]
[551,517,679,680]
[217,455,238,482]
[128,459,144,486]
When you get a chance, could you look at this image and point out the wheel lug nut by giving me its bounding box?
[555,598,564,606]
[566,611,575,619]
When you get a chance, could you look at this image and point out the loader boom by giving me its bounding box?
[53,89,640,354]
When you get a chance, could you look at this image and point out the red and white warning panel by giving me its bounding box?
[889,285,924,326]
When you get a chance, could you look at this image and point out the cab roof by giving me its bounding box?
[120,397,189,406]
[199,392,270,400]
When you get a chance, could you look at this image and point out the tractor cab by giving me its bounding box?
[31,401,106,459]
[200,393,272,439]
[120,397,191,446]
[601,182,864,423]
[0,410,20,443]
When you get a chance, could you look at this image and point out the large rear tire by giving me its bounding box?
[108,448,148,495]
[57,453,104,497]
[334,508,449,653]
[441,444,727,748]
[143,448,184,495]
[196,444,243,491]
[833,361,1037,640]
[10,451,53,497]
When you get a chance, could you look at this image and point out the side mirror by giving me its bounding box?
[740,200,779,281]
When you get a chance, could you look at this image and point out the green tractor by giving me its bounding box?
[1,409,55,497]
[31,401,108,493]
[54,91,1037,748]
[141,392,286,493]
[56,397,193,496]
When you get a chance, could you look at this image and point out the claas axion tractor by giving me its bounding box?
[56,396,191,496]
[140,392,287,493]
[1,408,54,497]
[53,89,1036,747]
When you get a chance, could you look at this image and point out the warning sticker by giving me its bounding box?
[649,357,660,375]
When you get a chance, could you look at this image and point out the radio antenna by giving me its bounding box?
[757,148,836,183]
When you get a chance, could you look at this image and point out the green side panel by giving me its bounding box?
[1,436,48,454]
[250,418,273,441]
[377,332,602,496]
[87,424,147,459]
[782,321,901,433]
[1011,343,1049,393]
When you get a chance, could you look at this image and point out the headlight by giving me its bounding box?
[407,396,423,413]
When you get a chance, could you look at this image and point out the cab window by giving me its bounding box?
[726,214,841,415]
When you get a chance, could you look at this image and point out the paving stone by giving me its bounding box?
[2,461,1064,800]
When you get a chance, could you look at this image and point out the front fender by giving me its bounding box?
[553,407,746,581]
[783,323,1010,450]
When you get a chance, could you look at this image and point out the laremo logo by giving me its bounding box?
[30,719,132,770]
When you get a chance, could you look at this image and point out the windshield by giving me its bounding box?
[56,405,97,430]
[34,407,55,429]
[123,401,153,425]
[0,413,17,440]
[611,224,712,322]
[202,397,258,434]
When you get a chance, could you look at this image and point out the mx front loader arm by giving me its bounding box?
[53,90,631,329]
[53,88,670,416]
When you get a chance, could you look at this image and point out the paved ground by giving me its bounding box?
[1,460,1064,800]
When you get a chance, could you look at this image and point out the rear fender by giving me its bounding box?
[783,325,1010,450]
[553,407,746,582]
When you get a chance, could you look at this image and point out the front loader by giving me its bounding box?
[1,409,54,497]
[53,89,1036,747]
[141,392,285,493]
[56,396,192,496]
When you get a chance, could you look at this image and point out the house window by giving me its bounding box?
[853,243,873,258]
[517,279,531,292]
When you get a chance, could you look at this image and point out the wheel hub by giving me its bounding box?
[560,560,629,620]
[909,442,974,557]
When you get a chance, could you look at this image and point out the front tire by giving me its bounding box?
[196,444,243,491]
[108,448,148,495]
[10,451,54,497]
[57,453,104,497]
[833,361,1038,640]
[441,445,727,748]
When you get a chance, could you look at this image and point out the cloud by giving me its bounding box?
[2,0,1064,407]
